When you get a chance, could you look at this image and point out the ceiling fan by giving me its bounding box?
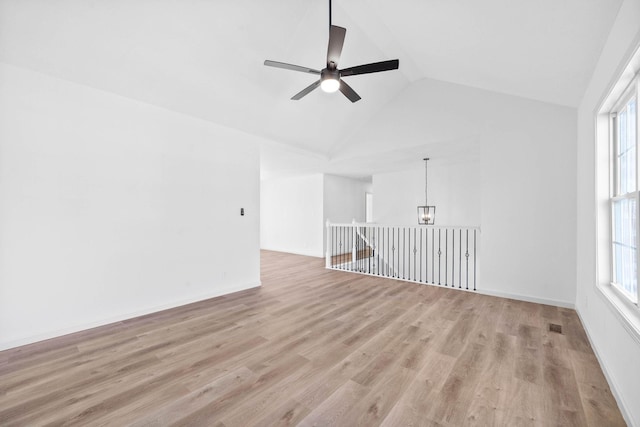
[264,0,399,103]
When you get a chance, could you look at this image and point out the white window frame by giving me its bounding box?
[609,82,640,308]
[595,46,640,345]
[609,82,639,305]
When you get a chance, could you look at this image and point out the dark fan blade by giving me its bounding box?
[326,25,346,68]
[340,59,399,77]
[292,80,321,100]
[264,60,321,75]
[339,80,361,103]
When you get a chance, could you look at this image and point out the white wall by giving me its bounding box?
[576,0,640,425]
[323,174,371,224]
[260,173,370,257]
[480,103,577,307]
[260,174,324,257]
[0,63,261,350]
[322,174,372,254]
[366,78,577,307]
[373,158,481,226]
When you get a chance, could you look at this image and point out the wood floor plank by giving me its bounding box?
[297,380,370,427]
[129,367,258,426]
[171,353,310,426]
[0,250,625,426]
[500,377,544,426]
[465,332,517,426]
[428,342,491,425]
[380,402,444,427]
[560,308,593,354]
[341,365,415,426]
[252,398,312,427]
[542,362,588,427]
[387,350,457,424]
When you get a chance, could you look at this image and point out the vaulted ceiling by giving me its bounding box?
[0,0,622,177]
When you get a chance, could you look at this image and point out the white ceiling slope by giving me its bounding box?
[0,0,622,176]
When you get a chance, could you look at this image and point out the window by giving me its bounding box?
[611,82,639,304]
[596,45,640,340]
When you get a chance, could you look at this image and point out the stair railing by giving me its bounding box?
[326,221,480,291]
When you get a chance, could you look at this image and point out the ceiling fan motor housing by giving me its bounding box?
[321,68,340,82]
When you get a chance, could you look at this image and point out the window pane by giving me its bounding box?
[612,197,638,302]
[630,99,637,191]
[630,97,636,145]
[616,97,637,195]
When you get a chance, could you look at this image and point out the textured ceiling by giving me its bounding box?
[0,0,622,177]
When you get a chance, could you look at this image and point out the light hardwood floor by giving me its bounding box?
[0,250,626,426]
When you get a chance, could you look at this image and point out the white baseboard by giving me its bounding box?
[0,280,261,351]
[575,308,636,427]
[260,247,324,258]
[477,288,575,309]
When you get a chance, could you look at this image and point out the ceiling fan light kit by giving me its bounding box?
[320,69,340,93]
[264,0,399,102]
